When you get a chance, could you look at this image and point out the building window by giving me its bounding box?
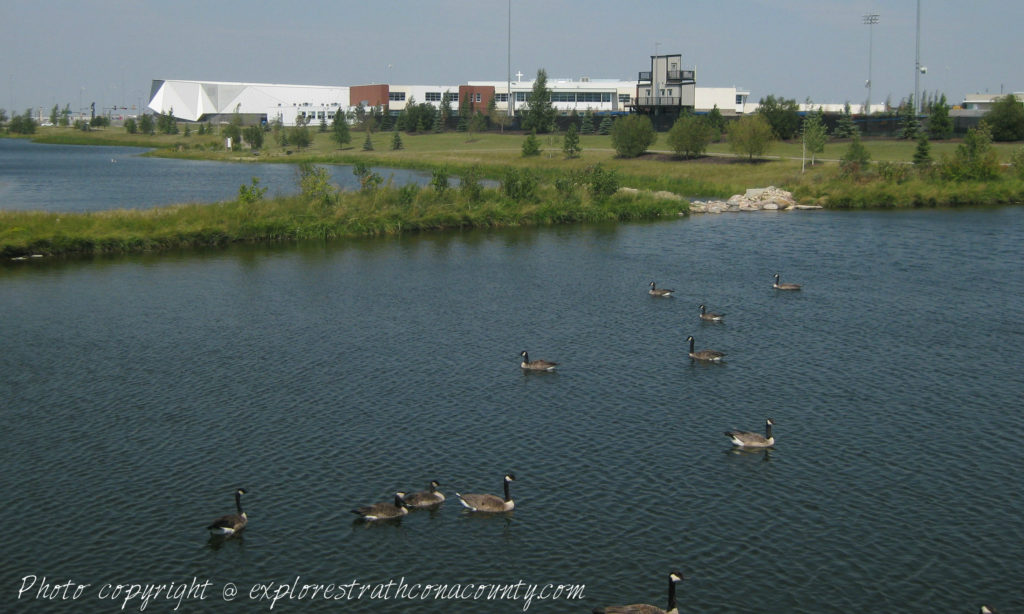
[425,92,441,102]
[450,93,459,102]
[736,95,743,105]
[552,92,575,102]
[475,93,481,103]
[515,92,527,102]
[619,94,631,103]
[388,92,406,102]
[494,93,509,102]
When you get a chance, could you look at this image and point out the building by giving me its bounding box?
[147,53,754,126]
[960,92,1024,113]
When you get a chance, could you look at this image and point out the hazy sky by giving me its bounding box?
[3,0,1021,115]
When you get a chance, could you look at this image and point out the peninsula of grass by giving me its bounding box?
[0,179,687,258]
[4,127,1024,258]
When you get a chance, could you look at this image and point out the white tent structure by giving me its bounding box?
[148,80,350,125]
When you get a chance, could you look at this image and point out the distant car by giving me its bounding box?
[40,121,54,127]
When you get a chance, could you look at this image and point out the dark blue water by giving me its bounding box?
[2,203,1023,613]
[0,138,441,212]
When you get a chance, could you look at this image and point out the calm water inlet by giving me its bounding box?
[2,208,1022,613]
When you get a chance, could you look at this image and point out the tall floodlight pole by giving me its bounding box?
[863,14,879,113]
[914,0,922,113]
[507,0,512,118]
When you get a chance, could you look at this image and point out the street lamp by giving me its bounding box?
[914,0,922,114]
[863,13,879,113]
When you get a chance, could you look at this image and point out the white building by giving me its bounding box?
[148,79,349,125]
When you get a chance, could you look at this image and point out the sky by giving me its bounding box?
[2,0,1022,116]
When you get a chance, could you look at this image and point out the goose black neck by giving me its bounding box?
[666,576,677,611]
[765,422,773,439]
[503,479,511,502]
[688,337,695,353]
[235,491,244,515]
[394,494,404,508]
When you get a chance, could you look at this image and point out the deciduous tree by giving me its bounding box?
[667,114,713,159]
[727,114,774,160]
[984,94,1024,141]
[611,114,656,158]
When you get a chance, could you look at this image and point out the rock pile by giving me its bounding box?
[689,186,821,214]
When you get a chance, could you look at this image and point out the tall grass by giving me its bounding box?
[0,184,687,258]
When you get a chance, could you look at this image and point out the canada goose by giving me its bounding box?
[699,304,724,321]
[403,480,446,508]
[773,273,802,291]
[520,351,557,371]
[456,473,516,512]
[725,418,775,448]
[351,492,408,521]
[649,281,675,297]
[979,607,997,614]
[686,335,725,362]
[207,488,248,536]
[593,570,684,614]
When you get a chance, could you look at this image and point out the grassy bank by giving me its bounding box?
[4,127,1024,258]
[0,181,686,258]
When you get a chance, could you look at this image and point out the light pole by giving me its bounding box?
[863,13,879,113]
[507,0,512,118]
[914,0,922,114]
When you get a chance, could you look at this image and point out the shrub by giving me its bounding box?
[430,168,449,194]
[611,114,656,158]
[583,164,620,201]
[238,177,267,204]
[459,166,483,201]
[875,161,910,183]
[1010,147,1024,179]
[840,134,872,175]
[501,168,538,201]
[939,122,1000,181]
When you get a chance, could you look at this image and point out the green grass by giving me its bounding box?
[4,126,1024,258]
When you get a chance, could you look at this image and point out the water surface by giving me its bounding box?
[2,208,1022,613]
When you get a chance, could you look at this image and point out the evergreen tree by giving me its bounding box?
[319,114,328,133]
[899,96,919,139]
[521,69,556,134]
[438,92,453,132]
[840,133,871,174]
[705,105,725,141]
[835,103,858,139]
[581,110,595,135]
[522,130,541,157]
[362,131,374,151]
[331,110,351,149]
[391,131,403,150]
[563,122,581,158]
[60,104,71,127]
[598,116,613,135]
[927,94,953,139]
[49,104,59,126]
[912,133,932,166]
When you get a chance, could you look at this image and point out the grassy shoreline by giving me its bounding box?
[3,128,1023,259]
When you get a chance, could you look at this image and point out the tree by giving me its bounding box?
[898,96,919,139]
[666,114,714,159]
[468,112,487,139]
[124,118,137,134]
[563,122,581,158]
[362,131,374,151]
[289,116,312,149]
[139,113,154,135]
[801,110,827,166]
[60,104,71,127]
[984,94,1024,141]
[834,103,858,139]
[8,109,37,134]
[438,91,453,132]
[840,133,871,175]
[391,130,403,150]
[244,124,264,150]
[49,104,59,126]
[521,130,541,157]
[727,114,774,160]
[611,113,656,158]
[521,69,556,134]
[581,110,595,135]
[941,121,1000,181]
[912,133,932,166]
[705,105,725,141]
[331,109,351,148]
[319,114,328,133]
[927,94,953,139]
[598,116,613,135]
[757,94,800,140]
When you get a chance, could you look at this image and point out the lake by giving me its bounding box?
[1,144,1022,613]
[0,138,444,213]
